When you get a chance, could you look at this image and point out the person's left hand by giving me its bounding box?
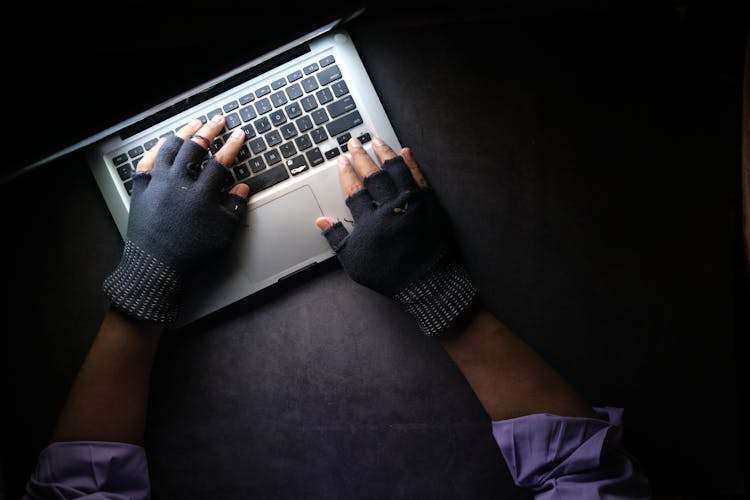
[102,116,250,324]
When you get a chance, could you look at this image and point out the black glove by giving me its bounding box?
[322,156,477,335]
[102,135,247,324]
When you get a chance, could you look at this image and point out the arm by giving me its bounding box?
[25,116,249,499]
[316,136,650,498]
[439,306,596,421]
[51,307,163,444]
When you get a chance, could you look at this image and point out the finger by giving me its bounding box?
[401,147,429,189]
[191,114,225,149]
[175,118,204,140]
[337,155,364,197]
[321,220,349,251]
[315,216,337,231]
[213,128,246,167]
[230,182,249,198]
[135,136,167,173]
[371,136,399,163]
[347,137,380,178]
[382,156,418,193]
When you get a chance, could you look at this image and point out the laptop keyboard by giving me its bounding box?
[110,54,370,197]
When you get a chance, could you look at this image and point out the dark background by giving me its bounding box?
[1,1,748,499]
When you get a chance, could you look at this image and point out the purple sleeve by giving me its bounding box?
[492,407,651,499]
[23,441,150,500]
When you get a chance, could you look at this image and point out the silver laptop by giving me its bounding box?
[82,12,401,328]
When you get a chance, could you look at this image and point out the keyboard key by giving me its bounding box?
[254,116,271,134]
[235,145,250,163]
[143,138,159,151]
[306,147,324,166]
[311,109,329,125]
[316,65,342,85]
[160,131,175,139]
[248,157,266,173]
[280,142,297,158]
[244,165,289,194]
[264,149,282,165]
[225,112,242,129]
[326,110,363,137]
[113,153,128,166]
[207,108,223,120]
[196,115,208,124]
[287,69,303,82]
[239,93,255,105]
[116,164,132,180]
[300,95,317,112]
[357,132,372,144]
[301,76,318,93]
[124,179,134,195]
[316,87,333,105]
[337,132,351,145]
[233,163,249,180]
[265,130,282,147]
[319,55,335,67]
[223,100,239,112]
[210,138,223,154]
[303,62,319,74]
[280,123,297,140]
[294,134,312,151]
[328,96,356,118]
[324,148,340,160]
[240,105,257,122]
[286,155,309,175]
[255,98,272,114]
[249,137,266,154]
[285,102,302,119]
[128,146,144,158]
[331,80,349,97]
[271,77,287,90]
[255,85,271,97]
[310,127,327,143]
[341,143,349,153]
[270,110,287,127]
[285,83,303,100]
[241,124,256,138]
[295,115,313,132]
[132,157,142,170]
[270,91,288,108]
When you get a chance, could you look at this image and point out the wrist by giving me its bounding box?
[102,240,183,324]
[393,254,478,336]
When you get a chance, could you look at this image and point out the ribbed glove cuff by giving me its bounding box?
[102,240,182,324]
[393,255,478,336]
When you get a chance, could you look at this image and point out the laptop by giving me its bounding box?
[9,6,401,328]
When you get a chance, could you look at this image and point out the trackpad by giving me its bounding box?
[235,186,331,283]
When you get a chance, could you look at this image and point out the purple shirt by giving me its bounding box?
[24,408,650,499]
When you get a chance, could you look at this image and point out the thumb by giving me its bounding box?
[315,216,337,231]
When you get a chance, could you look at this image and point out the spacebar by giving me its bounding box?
[244,165,290,194]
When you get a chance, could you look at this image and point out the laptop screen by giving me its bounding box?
[4,2,365,183]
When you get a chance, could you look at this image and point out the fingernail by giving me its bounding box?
[211,114,223,123]
[190,118,202,127]
[373,136,384,147]
[231,128,244,139]
[337,155,350,167]
[348,137,362,150]
[156,137,167,145]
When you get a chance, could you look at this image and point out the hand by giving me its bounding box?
[102,116,249,324]
[315,136,477,336]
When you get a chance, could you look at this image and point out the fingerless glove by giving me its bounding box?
[322,156,477,335]
[103,136,247,324]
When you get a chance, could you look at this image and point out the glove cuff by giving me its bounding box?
[393,254,478,336]
[102,240,182,324]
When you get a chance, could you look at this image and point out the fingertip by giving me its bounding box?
[230,183,250,199]
[315,216,337,231]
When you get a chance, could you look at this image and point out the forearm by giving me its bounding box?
[440,306,596,421]
[52,307,163,444]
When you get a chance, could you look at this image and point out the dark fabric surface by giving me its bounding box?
[2,2,747,499]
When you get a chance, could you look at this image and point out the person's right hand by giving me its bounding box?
[315,136,477,336]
